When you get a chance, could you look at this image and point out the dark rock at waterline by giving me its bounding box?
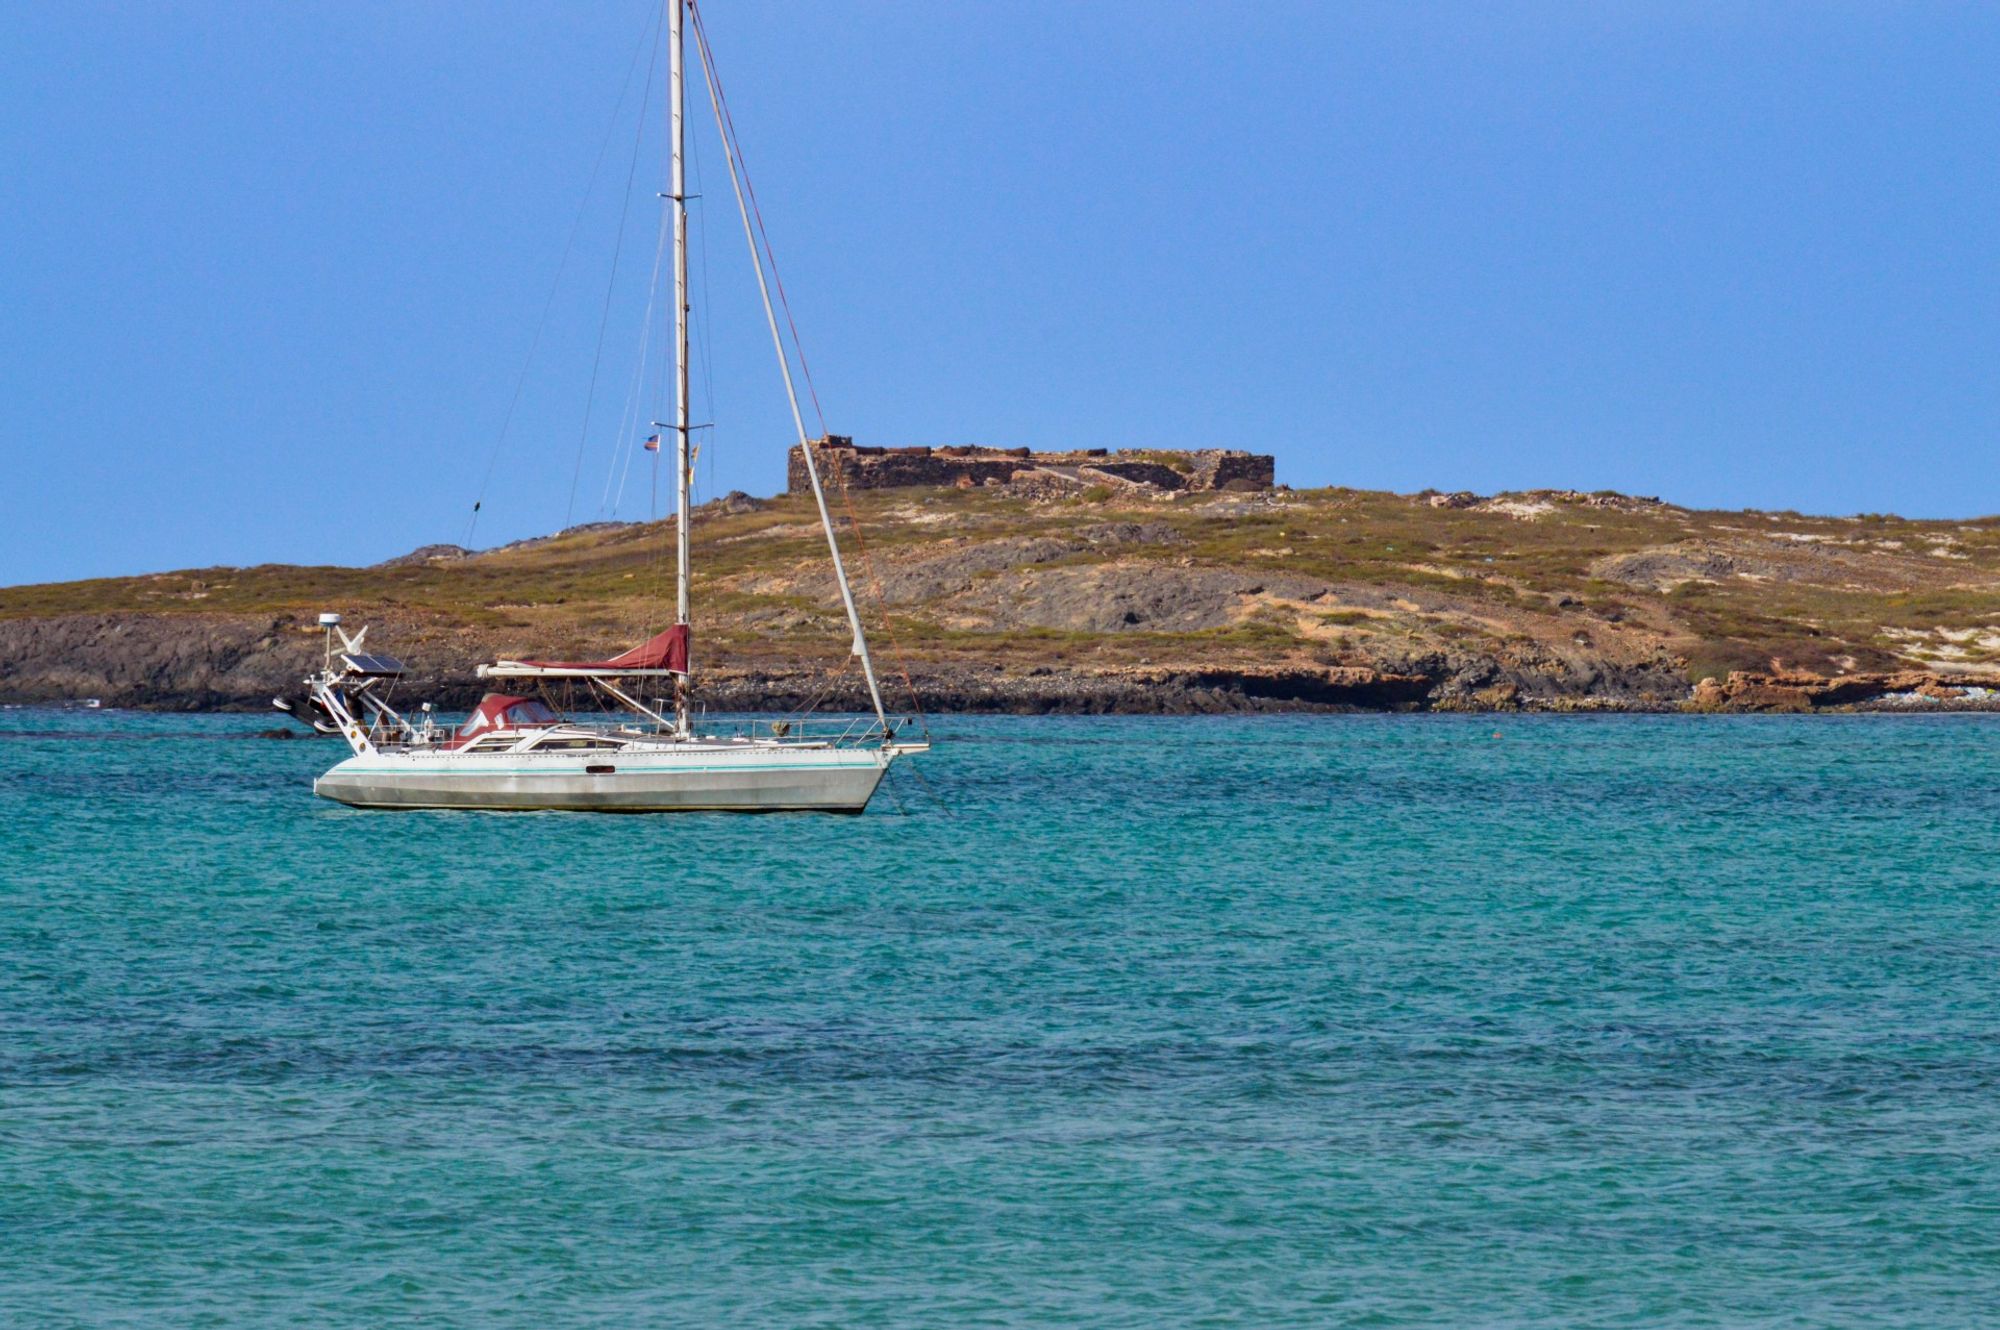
[0,610,1687,715]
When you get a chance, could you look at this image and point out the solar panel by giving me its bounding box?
[342,653,406,677]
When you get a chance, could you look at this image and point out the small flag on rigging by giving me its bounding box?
[643,433,661,453]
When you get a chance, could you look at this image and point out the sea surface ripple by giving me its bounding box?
[4,711,2000,1326]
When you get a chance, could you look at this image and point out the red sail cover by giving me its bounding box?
[520,624,689,673]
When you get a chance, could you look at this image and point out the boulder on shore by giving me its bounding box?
[1689,669,1998,712]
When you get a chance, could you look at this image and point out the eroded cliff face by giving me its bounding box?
[0,613,467,711]
[0,612,1659,714]
[5,485,1999,713]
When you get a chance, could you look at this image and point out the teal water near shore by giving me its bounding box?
[5,710,2000,1326]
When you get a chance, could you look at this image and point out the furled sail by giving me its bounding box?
[480,624,689,677]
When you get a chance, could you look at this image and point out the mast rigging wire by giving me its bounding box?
[685,1,826,437]
[689,100,719,505]
[604,200,674,517]
[464,4,663,549]
[564,6,666,532]
[687,0,928,737]
[687,0,889,732]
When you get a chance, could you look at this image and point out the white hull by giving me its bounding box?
[315,740,899,813]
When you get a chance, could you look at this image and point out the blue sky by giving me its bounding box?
[3,1,1997,586]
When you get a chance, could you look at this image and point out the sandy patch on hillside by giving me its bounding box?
[1880,625,2000,671]
[1477,498,1555,521]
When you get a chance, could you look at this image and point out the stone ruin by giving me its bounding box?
[787,438,1275,497]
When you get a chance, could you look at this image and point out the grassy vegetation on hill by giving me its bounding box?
[6,484,2000,707]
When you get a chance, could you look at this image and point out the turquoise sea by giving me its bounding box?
[5,710,2000,1326]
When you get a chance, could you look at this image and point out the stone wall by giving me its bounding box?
[787,438,1276,494]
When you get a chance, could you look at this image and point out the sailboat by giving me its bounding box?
[291,0,926,812]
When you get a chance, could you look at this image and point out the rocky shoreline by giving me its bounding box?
[5,612,1997,718]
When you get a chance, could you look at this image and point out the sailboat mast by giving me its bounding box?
[669,0,693,733]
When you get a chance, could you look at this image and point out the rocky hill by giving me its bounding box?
[4,484,2000,714]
